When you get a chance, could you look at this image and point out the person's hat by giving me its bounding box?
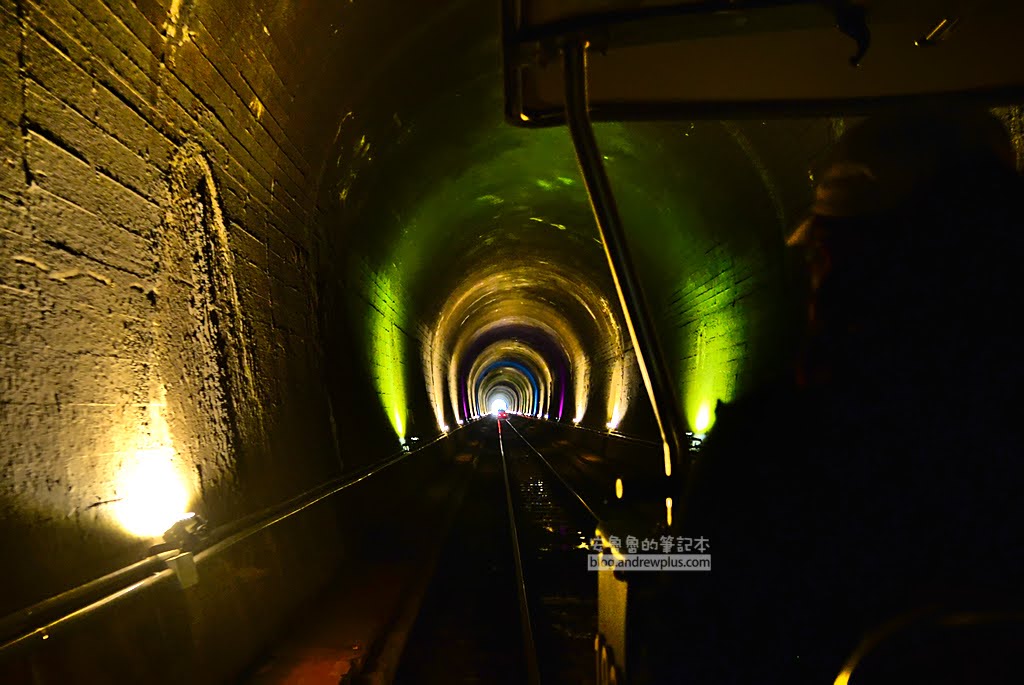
[787,108,1016,247]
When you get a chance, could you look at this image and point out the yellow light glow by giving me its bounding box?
[427,268,592,434]
[666,497,673,527]
[116,447,191,538]
[595,526,627,562]
[663,443,672,477]
[833,669,852,685]
[604,348,632,434]
[694,403,712,433]
[574,359,589,426]
[615,478,623,499]
[606,401,622,431]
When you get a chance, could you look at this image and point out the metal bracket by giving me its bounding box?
[833,1,871,67]
[164,551,199,589]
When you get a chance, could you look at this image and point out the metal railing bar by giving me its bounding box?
[0,420,476,658]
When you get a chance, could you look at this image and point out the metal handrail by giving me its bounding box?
[0,569,177,660]
[0,420,475,661]
[562,41,687,486]
[0,551,178,646]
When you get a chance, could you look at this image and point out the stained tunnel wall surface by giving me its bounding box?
[3,0,1022,680]
[0,0,355,616]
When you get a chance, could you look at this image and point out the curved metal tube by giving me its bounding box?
[562,40,686,483]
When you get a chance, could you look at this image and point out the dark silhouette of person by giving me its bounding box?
[668,107,1024,684]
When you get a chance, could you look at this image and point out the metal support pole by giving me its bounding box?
[562,40,686,485]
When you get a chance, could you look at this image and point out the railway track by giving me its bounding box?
[391,418,600,684]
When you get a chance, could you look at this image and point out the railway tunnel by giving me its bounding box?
[2,0,1023,683]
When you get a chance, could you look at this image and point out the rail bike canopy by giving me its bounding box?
[503,0,1024,125]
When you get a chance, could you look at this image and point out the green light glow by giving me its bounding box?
[356,83,789,445]
[592,121,784,439]
[369,269,408,440]
[681,311,744,436]
[528,217,567,231]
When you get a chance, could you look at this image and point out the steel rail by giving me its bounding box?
[497,419,543,685]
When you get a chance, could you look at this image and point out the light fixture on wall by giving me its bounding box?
[159,512,207,551]
[115,447,192,538]
[159,514,206,589]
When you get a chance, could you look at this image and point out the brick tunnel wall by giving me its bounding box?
[661,120,836,433]
[0,0,376,622]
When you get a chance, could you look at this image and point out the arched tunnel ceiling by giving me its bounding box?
[315,0,832,438]
[2,0,1020,661]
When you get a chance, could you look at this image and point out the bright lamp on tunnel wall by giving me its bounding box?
[115,446,192,538]
[369,270,408,442]
[606,408,622,431]
[694,402,712,435]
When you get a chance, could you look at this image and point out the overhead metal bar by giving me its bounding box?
[562,40,686,484]
[503,0,1024,127]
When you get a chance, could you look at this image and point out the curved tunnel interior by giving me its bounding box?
[331,12,834,449]
[0,0,853,605]
[3,0,1020,680]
